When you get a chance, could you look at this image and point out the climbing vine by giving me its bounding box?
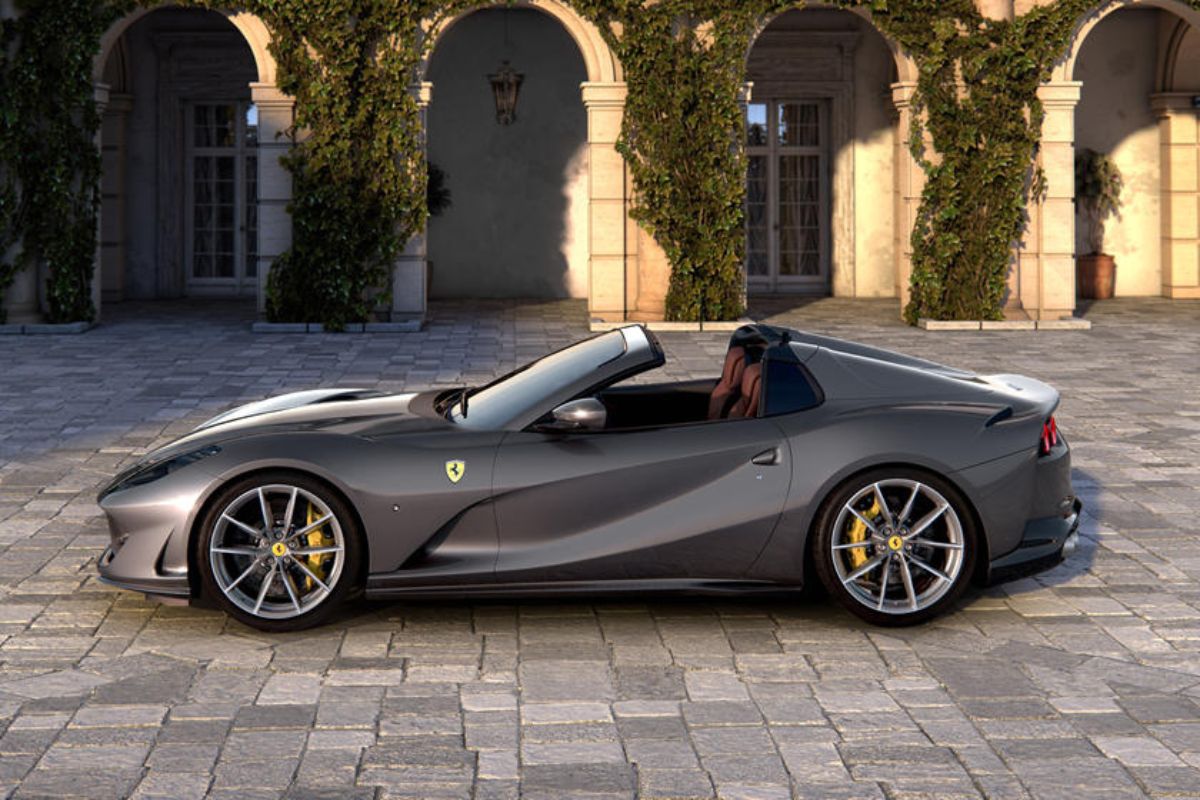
[214,0,489,329]
[570,1,791,322]
[0,0,129,324]
[869,0,1112,322]
[0,0,1186,324]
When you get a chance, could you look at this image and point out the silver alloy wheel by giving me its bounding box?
[209,483,346,620]
[830,478,965,615]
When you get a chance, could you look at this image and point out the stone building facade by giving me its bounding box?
[4,0,1200,324]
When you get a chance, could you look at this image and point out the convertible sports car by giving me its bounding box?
[97,324,1080,630]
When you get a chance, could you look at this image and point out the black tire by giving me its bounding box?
[194,471,364,632]
[811,467,978,626]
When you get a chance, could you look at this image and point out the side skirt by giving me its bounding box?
[364,577,801,600]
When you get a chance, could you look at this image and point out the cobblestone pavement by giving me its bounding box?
[1,296,1199,799]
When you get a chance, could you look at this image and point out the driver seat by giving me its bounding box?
[707,346,746,420]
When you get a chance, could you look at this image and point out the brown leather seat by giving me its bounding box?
[707,346,746,420]
[728,362,762,419]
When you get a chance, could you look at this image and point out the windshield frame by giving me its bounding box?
[446,326,663,431]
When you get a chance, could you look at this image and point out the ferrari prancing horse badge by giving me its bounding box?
[445,460,465,484]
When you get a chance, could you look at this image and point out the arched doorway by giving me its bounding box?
[744,7,912,301]
[93,6,287,314]
[414,0,632,322]
[1048,0,1200,301]
[426,7,588,299]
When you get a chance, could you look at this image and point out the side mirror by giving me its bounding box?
[537,398,607,433]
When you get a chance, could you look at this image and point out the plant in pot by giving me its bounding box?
[1074,148,1123,300]
[425,162,452,296]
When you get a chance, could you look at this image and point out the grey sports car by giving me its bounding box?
[97,324,1080,631]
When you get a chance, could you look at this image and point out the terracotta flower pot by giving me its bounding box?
[1076,254,1115,300]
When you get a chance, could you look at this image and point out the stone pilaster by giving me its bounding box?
[582,81,630,321]
[1151,93,1200,299]
[1019,81,1081,320]
[890,81,922,315]
[976,0,1014,22]
[99,91,132,306]
[393,82,434,321]
[250,82,295,315]
[90,82,111,321]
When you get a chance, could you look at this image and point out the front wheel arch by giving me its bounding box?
[186,466,370,601]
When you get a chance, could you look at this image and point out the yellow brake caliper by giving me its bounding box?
[846,499,881,570]
[304,502,335,591]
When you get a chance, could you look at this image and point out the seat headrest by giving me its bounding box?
[707,346,747,420]
[729,362,762,419]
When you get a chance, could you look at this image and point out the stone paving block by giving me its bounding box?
[5,298,1200,796]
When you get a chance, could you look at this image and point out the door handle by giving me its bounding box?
[751,448,779,466]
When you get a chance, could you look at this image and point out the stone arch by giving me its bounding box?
[742,4,915,304]
[1042,0,1200,303]
[422,0,621,84]
[91,4,291,318]
[95,6,276,85]
[1052,0,1200,82]
[747,4,918,84]
[404,0,634,322]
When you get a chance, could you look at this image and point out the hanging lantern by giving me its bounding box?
[488,61,524,125]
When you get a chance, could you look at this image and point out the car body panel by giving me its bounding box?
[97,323,1079,611]
[489,417,790,583]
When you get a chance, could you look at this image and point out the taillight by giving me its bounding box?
[1039,416,1058,456]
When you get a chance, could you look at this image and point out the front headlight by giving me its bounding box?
[100,445,222,499]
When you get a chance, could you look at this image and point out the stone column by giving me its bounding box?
[976,0,1014,22]
[1151,93,1200,299]
[1018,81,1081,320]
[890,81,922,315]
[250,82,295,315]
[392,82,433,321]
[100,91,132,305]
[88,82,111,322]
[582,82,629,322]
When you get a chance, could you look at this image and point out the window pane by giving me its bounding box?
[213,252,235,279]
[244,104,259,147]
[214,105,236,147]
[779,102,819,147]
[746,102,768,147]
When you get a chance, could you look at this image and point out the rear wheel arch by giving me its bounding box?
[804,461,989,587]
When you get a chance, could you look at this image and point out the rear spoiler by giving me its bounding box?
[978,374,1060,421]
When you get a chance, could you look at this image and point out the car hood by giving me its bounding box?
[141,388,450,464]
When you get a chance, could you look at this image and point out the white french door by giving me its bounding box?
[745,99,830,294]
[185,102,258,295]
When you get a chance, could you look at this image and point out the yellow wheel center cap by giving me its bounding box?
[887,535,904,552]
[271,542,288,558]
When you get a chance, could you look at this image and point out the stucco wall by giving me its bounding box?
[1074,8,1163,296]
[426,8,588,300]
[851,23,899,298]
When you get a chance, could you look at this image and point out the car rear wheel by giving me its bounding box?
[812,468,977,626]
[195,472,362,632]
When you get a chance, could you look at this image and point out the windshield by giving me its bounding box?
[448,330,628,430]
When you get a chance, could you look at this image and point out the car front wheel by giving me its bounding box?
[812,469,977,626]
[195,472,362,632]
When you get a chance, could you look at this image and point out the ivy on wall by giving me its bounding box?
[0,0,1188,325]
[215,0,490,330]
[570,1,786,322]
[868,0,1115,322]
[0,0,129,324]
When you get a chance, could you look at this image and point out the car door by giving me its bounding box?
[490,417,792,584]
